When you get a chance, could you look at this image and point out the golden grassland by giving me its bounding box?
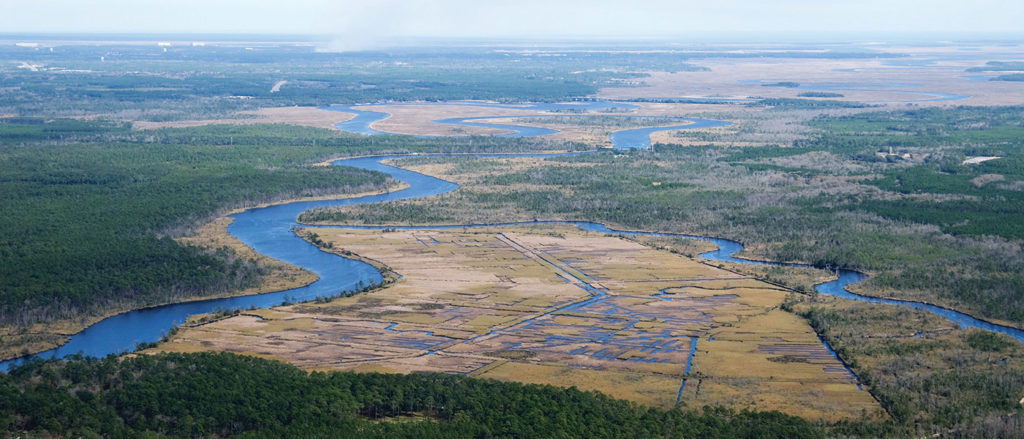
[153,225,880,420]
[474,361,683,408]
[686,309,875,421]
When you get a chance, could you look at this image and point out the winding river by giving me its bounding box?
[3,103,1021,372]
[323,100,733,149]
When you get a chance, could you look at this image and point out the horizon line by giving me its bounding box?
[2,31,1024,44]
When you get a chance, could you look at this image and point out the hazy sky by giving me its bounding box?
[3,0,1023,40]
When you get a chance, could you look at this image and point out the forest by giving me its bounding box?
[1,352,823,438]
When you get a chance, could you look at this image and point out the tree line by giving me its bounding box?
[1,352,824,438]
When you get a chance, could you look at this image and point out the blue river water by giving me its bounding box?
[3,106,1020,371]
[321,105,392,135]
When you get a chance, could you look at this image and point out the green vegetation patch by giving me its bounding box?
[858,160,1024,240]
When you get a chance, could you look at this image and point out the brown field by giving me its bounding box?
[155,224,881,420]
[685,309,873,420]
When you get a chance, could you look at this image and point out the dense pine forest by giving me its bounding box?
[1,352,824,438]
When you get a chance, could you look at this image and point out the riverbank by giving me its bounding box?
[0,184,406,361]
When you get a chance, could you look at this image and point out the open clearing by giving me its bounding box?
[156,225,881,420]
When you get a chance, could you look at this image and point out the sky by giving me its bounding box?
[2,0,1023,41]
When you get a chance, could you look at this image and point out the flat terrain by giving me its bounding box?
[598,57,1024,106]
[157,225,880,420]
[7,38,1024,436]
[133,106,357,130]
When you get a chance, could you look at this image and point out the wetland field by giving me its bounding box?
[2,36,1024,437]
